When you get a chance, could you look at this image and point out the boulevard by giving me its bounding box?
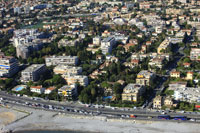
[1,91,200,123]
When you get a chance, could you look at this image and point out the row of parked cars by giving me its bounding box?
[1,97,101,116]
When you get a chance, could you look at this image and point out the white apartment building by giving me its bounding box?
[58,84,77,99]
[174,87,200,103]
[101,37,116,55]
[177,0,187,3]
[21,64,46,82]
[12,29,47,59]
[93,36,101,45]
[45,56,78,66]
[190,48,200,61]
[58,38,81,47]
[0,55,19,77]
[13,29,39,47]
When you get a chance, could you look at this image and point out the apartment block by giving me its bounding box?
[13,29,47,59]
[58,84,77,100]
[148,56,165,69]
[21,64,46,82]
[93,36,101,45]
[190,48,200,61]
[122,84,145,102]
[153,96,163,109]
[174,87,200,103]
[58,38,81,47]
[157,38,171,54]
[136,70,155,86]
[0,55,19,77]
[53,65,82,75]
[153,96,174,109]
[62,74,88,86]
[45,56,78,66]
[16,45,29,59]
[164,96,174,108]
[100,37,116,55]
[169,82,187,90]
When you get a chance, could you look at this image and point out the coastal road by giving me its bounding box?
[1,91,200,123]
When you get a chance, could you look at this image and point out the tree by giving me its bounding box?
[183,48,190,56]
[27,81,34,87]
[83,93,89,103]
[5,78,14,88]
[113,83,123,97]
[91,88,96,98]
[183,58,190,63]
[52,74,65,85]
[101,81,111,88]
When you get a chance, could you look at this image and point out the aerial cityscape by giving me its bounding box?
[0,0,200,132]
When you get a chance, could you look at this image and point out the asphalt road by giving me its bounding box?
[1,91,200,123]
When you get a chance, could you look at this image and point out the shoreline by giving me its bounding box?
[13,129,92,133]
[2,105,200,133]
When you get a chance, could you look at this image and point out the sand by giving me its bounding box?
[0,112,16,125]
[1,105,200,133]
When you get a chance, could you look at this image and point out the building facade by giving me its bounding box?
[30,86,45,94]
[45,55,78,66]
[157,38,171,54]
[62,74,88,86]
[0,55,19,77]
[58,84,77,100]
[170,71,181,78]
[136,70,155,86]
[44,87,56,94]
[122,84,145,102]
[190,48,200,61]
[53,65,82,75]
[100,37,116,55]
[21,64,46,82]
[153,96,163,109]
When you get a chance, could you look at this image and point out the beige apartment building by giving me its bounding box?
[157,38,171,54]
[164,96,173,108]
[170,71,180,78]
[186,72,193,80]
[62,74,88,86]
[153,96,174,109]
[153,96,163,109]
[122,84,145,102]
[136,70,155,86]
[53,65,82,75]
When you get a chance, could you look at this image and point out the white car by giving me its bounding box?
[189,118,196,122]
[161,112,166,115]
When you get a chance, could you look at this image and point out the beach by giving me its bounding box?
[0,105,200,133]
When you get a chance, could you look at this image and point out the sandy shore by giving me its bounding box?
[1,105,200,133]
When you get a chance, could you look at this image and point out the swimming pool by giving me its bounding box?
[103,96,113,100]
[15,86,24,91]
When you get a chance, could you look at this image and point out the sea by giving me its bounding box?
[14,130,87,133]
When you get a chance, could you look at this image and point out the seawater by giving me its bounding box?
[14,130,86,133]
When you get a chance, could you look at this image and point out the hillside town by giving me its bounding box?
[1,0,200,115]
